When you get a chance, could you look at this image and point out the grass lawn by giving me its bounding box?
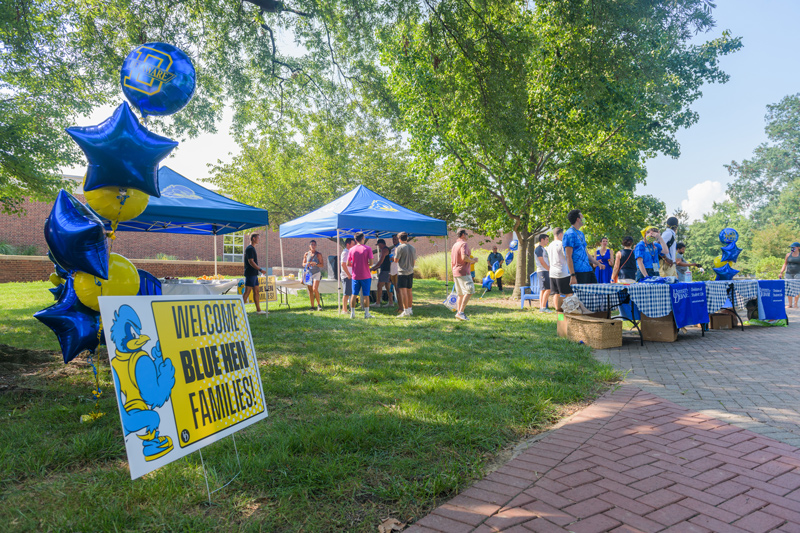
[0,279,619,532]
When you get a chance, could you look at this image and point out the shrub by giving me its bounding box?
[156,253,178,261]
[0,242,40,255]
[755,256,786,279]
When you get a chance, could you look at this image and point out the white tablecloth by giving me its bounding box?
[276,279,341,296]
[161,280,239,296]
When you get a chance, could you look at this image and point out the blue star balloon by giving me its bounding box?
[34,277,100,363]
[49,284,66,301]
[719,227,739,245]
[482,274,494,290]
[48,251,71,279]
[505,252,514,265]
[66,102,178,197]
[713,263,739,281]
[45,190,109,279]
[720,241,742,263]
[121,43,196,117]
[509,240,519,251]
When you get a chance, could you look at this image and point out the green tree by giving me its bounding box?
[379,0,740,294]
[726,94,800,228]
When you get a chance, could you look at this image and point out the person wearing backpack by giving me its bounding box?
[659,217,679,278]
[611,236,637,283]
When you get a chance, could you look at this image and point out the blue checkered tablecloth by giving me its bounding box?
[571,284,629,312]
[786,279,800,297]
[704,281,730,313]
[626,283,673,318]
[729,279,760,308]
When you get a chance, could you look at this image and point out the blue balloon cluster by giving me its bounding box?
[121,42,197,117]
[38,42,195,364]
[713,227,741,281]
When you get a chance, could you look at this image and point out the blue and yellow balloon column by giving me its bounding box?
[35,43,196,414]
[713,228,742,281]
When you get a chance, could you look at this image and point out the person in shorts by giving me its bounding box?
[780,242,800,308]
[389,234,400,291]
[393,232,417,317]
[302,240,324,311]
[243,233,267,315]
[547,228,571,306]
[371,239,394,307]
[451,229,478,320]
[534,233,551,312]
[348,232,374,319]
[339,238,355,314]
[563,209,602,286]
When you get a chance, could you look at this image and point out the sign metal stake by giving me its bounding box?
[198,433,243,505]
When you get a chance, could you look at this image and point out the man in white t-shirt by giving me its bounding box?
[534,233,551,313]
[339,238,355,314]
[659,217,679,278]
[546,228,571,310]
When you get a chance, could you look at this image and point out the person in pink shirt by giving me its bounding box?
[451,229,478,320]
[347,232,375,319]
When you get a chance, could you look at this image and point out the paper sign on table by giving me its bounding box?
[99,295,268,479]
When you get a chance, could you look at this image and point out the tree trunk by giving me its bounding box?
[512,229,533,298]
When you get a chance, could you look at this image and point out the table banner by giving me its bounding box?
[757,280,787,321]
[99,295,268,479]
[671,282,709,329]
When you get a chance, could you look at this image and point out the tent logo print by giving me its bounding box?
[161,185,201,200]
[369,200,398,212]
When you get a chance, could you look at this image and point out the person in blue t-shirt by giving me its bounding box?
[634,226,666,281]
[563,209,604,286]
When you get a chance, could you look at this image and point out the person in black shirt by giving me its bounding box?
[243,233,267,315]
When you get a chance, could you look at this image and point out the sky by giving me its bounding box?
[65,1,800,222]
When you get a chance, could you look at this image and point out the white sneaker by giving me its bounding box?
[255,311,267,315]
[350,309,356,319]
[455,312,467,321]
[407,308,413,316]
[364,311,373,319]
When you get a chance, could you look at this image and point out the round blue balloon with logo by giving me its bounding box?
[120,43,196,116]
[719,227,738,244]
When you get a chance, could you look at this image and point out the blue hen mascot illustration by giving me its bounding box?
[110,305,176,461]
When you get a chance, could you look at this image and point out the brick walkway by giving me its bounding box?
[595,308,800,447]
[408,386,800,532]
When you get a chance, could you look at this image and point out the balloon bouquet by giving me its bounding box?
[481,239,516,293]
[35,43,196,416]
[713,228,742,280]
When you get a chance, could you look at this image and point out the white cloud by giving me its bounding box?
[680,180,728,222]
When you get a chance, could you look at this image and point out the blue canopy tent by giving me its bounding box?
[279,185,449,310]
[104,166,269,276]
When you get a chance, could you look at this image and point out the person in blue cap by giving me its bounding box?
[779,241,800,308]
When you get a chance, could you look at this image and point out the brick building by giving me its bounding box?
[0,176,511,282]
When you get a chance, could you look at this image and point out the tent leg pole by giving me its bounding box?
[214,234,218,277]
[264,219,269,317]
[280,238,285,279]
[336,229,341,315]
[444,235,448,296]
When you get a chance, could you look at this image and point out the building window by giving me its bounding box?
[223,233,245,262]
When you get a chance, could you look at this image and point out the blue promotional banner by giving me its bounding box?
[757,280,787,320]
[670,282,709,329]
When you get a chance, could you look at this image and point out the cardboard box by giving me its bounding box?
[557,311,611,338]
[566,315,623,349]
[710,313,733,330]
[640,312,678,342]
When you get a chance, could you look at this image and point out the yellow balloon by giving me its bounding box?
[84,180,149,223]
[712,255,731,269]
[495,268,505,279]
[488,271,496,280]
[49,273,64,286]
[74,253,140,311]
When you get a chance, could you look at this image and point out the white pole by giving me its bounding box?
[336,229,341,315]
[444,234,449,295]
[264,218,269,317]
[214,232,218,277]
[280,238,285,279]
